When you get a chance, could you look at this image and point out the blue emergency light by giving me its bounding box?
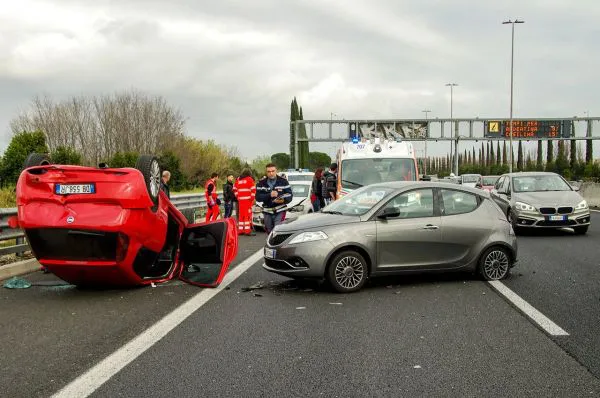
[351,137,359,144]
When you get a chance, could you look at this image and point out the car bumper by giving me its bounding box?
[512,209,591,228]
[262,239,334,278]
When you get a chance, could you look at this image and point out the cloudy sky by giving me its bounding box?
[1,0,599,162]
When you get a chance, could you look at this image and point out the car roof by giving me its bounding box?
[366,181,491,197]
[503,171,560,177]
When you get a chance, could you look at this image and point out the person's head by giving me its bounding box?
[227,174,234,183]
[314,167,324,180]
[241,168,253,178]
[211,172,219,181]
[162,170,171,183]
[265,163,277,180]
[330,163,338,172]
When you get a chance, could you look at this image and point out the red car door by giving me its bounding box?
[178,218,238,287]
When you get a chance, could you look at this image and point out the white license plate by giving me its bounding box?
[264,248,276,259]
[549,215,565,221]
[55,184,95,195]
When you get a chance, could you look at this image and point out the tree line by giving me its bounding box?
[423,139,600,181]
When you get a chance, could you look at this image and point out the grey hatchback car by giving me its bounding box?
[490,172,591,234]
[262,182,518,293]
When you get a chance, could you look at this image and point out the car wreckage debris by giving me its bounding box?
[3,277,32,289]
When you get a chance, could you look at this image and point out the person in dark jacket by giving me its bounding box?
[160,171,171,199]
[223,174,236,218]
[311,167,325,211]
[255,163,293,233]
[321,163,338,204]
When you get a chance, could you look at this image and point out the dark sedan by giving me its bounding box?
[262,182,518,293]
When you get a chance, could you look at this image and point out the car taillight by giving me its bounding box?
[116,233,129,262]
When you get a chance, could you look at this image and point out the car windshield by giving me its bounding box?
[462,175,480,183]
[290,184,309,198]
[322,185,395,216]
[286,174,313,181]
[340,158,416,189]
[482,176,499,185]
[512,175,572,192]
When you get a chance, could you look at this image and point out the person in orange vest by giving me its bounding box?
[233,168,256,236]
[204,172,221,222]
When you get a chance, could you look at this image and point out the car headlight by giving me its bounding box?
[289,205,304,212]
[514,201,536,212]
[288,231,328,244]
[575,200,588,210]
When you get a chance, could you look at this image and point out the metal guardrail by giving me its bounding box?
[0,193,212,257]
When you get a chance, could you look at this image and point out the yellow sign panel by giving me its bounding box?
[488,121,499,133]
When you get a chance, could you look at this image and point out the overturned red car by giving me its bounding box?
[11,153,238,288]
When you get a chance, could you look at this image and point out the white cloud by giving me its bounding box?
[0,0,599,160]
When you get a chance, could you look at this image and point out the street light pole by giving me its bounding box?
[445,83,458,175]
[503,19,525,173]
[422,109,431,176]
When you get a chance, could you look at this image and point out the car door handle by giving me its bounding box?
[422,224,439,230]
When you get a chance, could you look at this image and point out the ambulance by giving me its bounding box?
[335,137,419,198]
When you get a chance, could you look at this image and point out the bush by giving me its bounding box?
[0,187,16,208]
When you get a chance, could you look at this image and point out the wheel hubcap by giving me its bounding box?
[334,256,364,289]
[150,160,160,198]
[484,250,509,280]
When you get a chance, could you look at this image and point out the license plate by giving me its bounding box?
[264,248,276,259]
[549,215,566,221]
[55,184,95,195]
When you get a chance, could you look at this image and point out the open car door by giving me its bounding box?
[178,218,238,287]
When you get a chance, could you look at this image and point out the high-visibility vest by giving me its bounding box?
[233,176,256,201]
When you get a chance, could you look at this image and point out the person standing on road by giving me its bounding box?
[256,163,293,233]
[311,167,325,211]
[233,168,257,236]
[223,173,236,219]
[321,163,338,205]
[204,172,221,222]
[160,170,171,199]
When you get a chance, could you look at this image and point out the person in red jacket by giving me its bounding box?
[204,172,221,222]
[233,168,256,235]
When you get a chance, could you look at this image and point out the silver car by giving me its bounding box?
[490,172,591,235]
[262,182,518,293]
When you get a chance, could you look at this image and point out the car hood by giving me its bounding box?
[514,190,583,207]
[275,213,358,232]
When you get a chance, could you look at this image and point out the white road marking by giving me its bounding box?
[488,280,569,336]
[590,209,600,213]
[51,248,265,398]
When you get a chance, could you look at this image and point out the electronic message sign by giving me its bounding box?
[484,120,572,139]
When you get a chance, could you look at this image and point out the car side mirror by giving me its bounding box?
[572,185,580,192]
[378,207,400,219]
[475,183,483,189]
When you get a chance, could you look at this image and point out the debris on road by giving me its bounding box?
[3,277,32,289]
[253,293,263,297]
[329,302,343,305]
[296,306,306,310]
[413,365,422,369]
[241,282,265,292]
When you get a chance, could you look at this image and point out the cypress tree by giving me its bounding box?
[537,141,543,170]
[496,141,501,165]
[547,140,554,163]
[517,141,524,171]
[502,141,508,166]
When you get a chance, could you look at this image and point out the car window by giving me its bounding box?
[441,189,479,216]
[495,176,505,190]
[382,189,434,219]
[290,184,310,197]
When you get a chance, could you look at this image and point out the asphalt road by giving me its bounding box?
[1,214,600,397]
[0,236,266,398]
[502,211,600,380]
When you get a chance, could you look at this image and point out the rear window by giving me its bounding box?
[441,189,479,216]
